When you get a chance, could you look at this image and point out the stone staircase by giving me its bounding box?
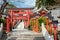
[6,29,45,40]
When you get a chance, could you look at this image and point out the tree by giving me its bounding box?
[36,0,56,9]
[4,4,16,14]
[6,4,16,8]
[0,0,8,17]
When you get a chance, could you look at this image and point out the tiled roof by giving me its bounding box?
[6,8,34,10]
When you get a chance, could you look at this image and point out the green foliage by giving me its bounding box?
[0,18,6,34]
[30,17,54,34]
[36,0,41,9]
[30,20,32,26]
[46,0,56,6]
[0,18,6,27]
[6,4,16,8]
[29,17,46,30]
[29,19,33,30]
[36,0,56,9]
[4,4,16,14]
[38,17,46,26]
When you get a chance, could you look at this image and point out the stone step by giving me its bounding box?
[9,35,42,38]
[7,33,43,39]
[7,37,45,40]
[8,36,45,40]
[11,33,43,37]
[7,29,45,40]
[16,37,45,40]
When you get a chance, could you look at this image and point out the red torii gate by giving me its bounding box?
[6,8,33,32]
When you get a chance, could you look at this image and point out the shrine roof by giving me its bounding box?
[6,8,34,10]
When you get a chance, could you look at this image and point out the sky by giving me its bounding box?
[0,0,36,8]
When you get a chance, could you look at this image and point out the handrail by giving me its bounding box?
[13,21,21,29]
[41,23,54,40]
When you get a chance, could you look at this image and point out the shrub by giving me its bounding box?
[28,19,33,30]
[0,18,6,34]
[38,17,46,27]
[0,18,6,27]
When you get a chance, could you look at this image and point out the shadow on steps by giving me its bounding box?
[33,37,45,40]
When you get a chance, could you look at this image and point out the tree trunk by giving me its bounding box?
[0,0,8,17]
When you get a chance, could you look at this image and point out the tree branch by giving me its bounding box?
[0,0,8,14]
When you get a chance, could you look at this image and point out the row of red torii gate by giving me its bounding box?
[6,8,35,32]
[5,8,47,33]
